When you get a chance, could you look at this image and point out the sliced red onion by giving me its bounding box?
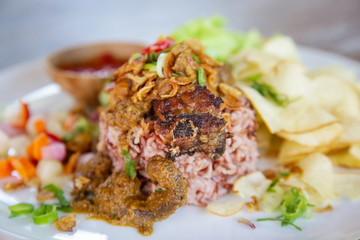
[77,152,95,167]
[40,142,67,162]
[0,176,22,187]
[0,122,26,137]
[88,112,99,122]
[104,82,116,92]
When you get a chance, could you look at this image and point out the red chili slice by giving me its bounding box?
[141,39,175,55]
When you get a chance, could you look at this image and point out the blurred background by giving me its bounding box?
[0,0,359,70]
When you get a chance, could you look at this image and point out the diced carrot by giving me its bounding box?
[26,143,34,158]
[33,133,50,161]
[8,156,36,180]
[34,119,46,134]
[0,159,13,178]
[12,101,30,129]
[27,133,50,161]
[64,152,80,174]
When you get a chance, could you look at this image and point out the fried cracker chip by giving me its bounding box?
[232,171,271,201]
[206,201,245,217]
[296,153,335,200]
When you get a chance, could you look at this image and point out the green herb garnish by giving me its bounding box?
[155,189,164,193]
[244,73,262,82]
[8,203,34,218]
[99,90,110,107]
[257,216,302,231]
[146,44,177,63]
[121,150,138,180]
[32,204,58,225]
[172,73,180,77]
[43,184,73,212]
[111,213,116,219]
[251,82,290,107]
[197,68,206,86]
[143,63,157,72]
[98,79,112,107]
[63,116,91,142]
[159,44,176,54]
[147,52,158,63]
[245,74,291,107]
[191,52,201,64]
[257,187,314,231]
[74,117,91,132]
[267,171,290,193]
[130,53,143,60]
[62,128,82,142]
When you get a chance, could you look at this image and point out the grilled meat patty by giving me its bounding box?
[153,85,226,160]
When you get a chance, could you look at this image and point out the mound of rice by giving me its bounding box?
[98,99,258,206]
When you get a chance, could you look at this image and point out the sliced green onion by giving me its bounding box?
[8,203,34,218]
[244,73,292,107]
[302,204,314,219]
[267,171,290,193]
[172,73,180,77]
[63,128,82,142]
[159,44,176,54]
[251,81,291,107]
[257,217,302,231]
[99,91,110,107]
[257,187,313,231]
[146,44,176,64]
[155,189,164,193]
[74,117,91,132]
[280,187,306,219]
[143,63,157,72]
[43,184,72,212]
[130,53,143,60]
[98,79,112,107]
[244,73,262,82]
[32,204,58,225]
[121,150,137,180]
[63,116,91,142]
[191,52,201,64]
[197,68,206,86]
[147,52,158,63]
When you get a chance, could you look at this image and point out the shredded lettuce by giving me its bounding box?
[172,16,262,62]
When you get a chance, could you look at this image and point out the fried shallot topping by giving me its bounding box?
[103,36,247,160]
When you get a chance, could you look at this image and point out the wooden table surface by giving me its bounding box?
[0,0,359,70]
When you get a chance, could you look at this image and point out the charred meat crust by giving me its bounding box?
[153,86,224,121]
[153,86,227,160]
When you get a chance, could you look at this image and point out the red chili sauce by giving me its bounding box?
[59,52,127,77]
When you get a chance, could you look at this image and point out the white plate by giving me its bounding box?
[0,47,360,240]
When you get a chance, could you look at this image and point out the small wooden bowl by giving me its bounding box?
[47,42,145,105]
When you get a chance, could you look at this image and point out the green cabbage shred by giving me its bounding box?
[172,16,262,62]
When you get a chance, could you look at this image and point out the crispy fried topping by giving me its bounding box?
[103,37,250,158]
[74,176,90,190]
[54,213,76,232]
[3,181,25,192]
[37,189,56,201]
